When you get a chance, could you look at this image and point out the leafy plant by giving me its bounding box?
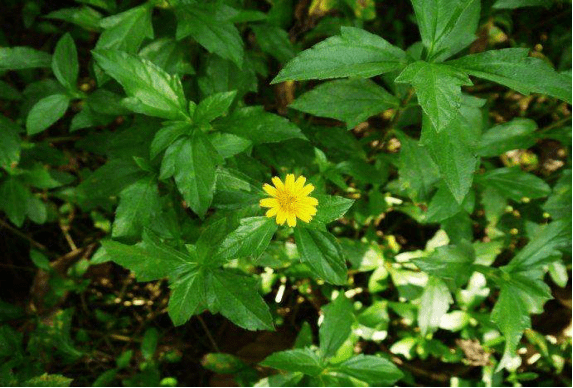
[0,0,570,386]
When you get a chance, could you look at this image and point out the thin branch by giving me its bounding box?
[0,218,48,251]
[197,314,220,352]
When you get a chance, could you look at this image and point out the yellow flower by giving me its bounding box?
[260,174,318,227]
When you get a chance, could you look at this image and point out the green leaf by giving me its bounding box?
[447,48,572,103]
[478,118,537,157]
[548,261,568,288]
[414,242,474,290]
[160,131,222,217]
[207,269,274,331]
[395,61,472,132]
[426,184,473,222]
[442,212,473,244]
[272,26,408,83]
[195,218,229,261]
[30,250,51,271]
[226,8,267,23]
[213,217,278,265]
[214,106,305,144]
[176,3,243,66]
[493,0,549,9]
[479,167,551,201]
[168,269,205,326]
[543,169,571,220]
[0,115,21,167]
[139,38,195,76]
[260,348,324,376]
[418,276,452,335]
[420,101,480,203]
[150,122,190,159]
[289,79,399,129]
[26,94,70,135]
[0,47,51,70]
[76,158,147,203]
[481,186,506,227]
[0,80,22,100]
[0,300,25,322]
[209,133,251,159]
[80,0,116,13]
[198,55,257,99]
[101,231,194,282]
[0,325,22,358]
[92,50,187,120]
[504,220,569,273]
[411,0,480,60]
[45,6,103,31]
[202,353,248,374]
[194,90,237,124]
[294,228,347,285]
[28,309,83,363]
[18,164,71,189]
[25,374,73,387]
[491,266,554,372]
[335,355,403,386]
[112,176,161,240]
[141,328,159,361]
[313,194,354,224]
[213,168,263,210]
[52,33,79,91]
[294,322,314,349]
[251,24,296,63]
[26,195,47,225]
[96,4,153,53]
[93,370,118,387]
[319,294,354,358]
[0,177,30,227]
[396,131,440,201]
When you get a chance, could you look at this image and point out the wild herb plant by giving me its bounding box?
[0,0,570,386]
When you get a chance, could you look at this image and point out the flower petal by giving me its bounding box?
[297,213,312,223]
[266,207,278,218]
[272,176,284,191]
[294,176,306,192]
[285,174,295,191]
[296,205,317,217]
[263,183,277,197]
[287,213,297,227]
[298,196,318,206]
[260,198,279,208]
[276,211,287,225]
[300,183,315,196]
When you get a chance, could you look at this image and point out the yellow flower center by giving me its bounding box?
[278,193,297,212]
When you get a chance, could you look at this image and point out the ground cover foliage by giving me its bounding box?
[0,0,571,386]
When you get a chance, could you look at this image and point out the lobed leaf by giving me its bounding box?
[289,79,399,129]
[294,227,347,285]
[26,94,70,135]
[176,3,243,66]
[395,61,472,132]
[52,33,79,91]
[213,216,278,265]
[319,294,354,358]
[92,49,187,120]
[273,26,408,83]
[448,48,572,103]
[206,270,274,331]
[0,47,51,70]
[335,354,404,386]
[214,106,305,144]
[261,348,324,376]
